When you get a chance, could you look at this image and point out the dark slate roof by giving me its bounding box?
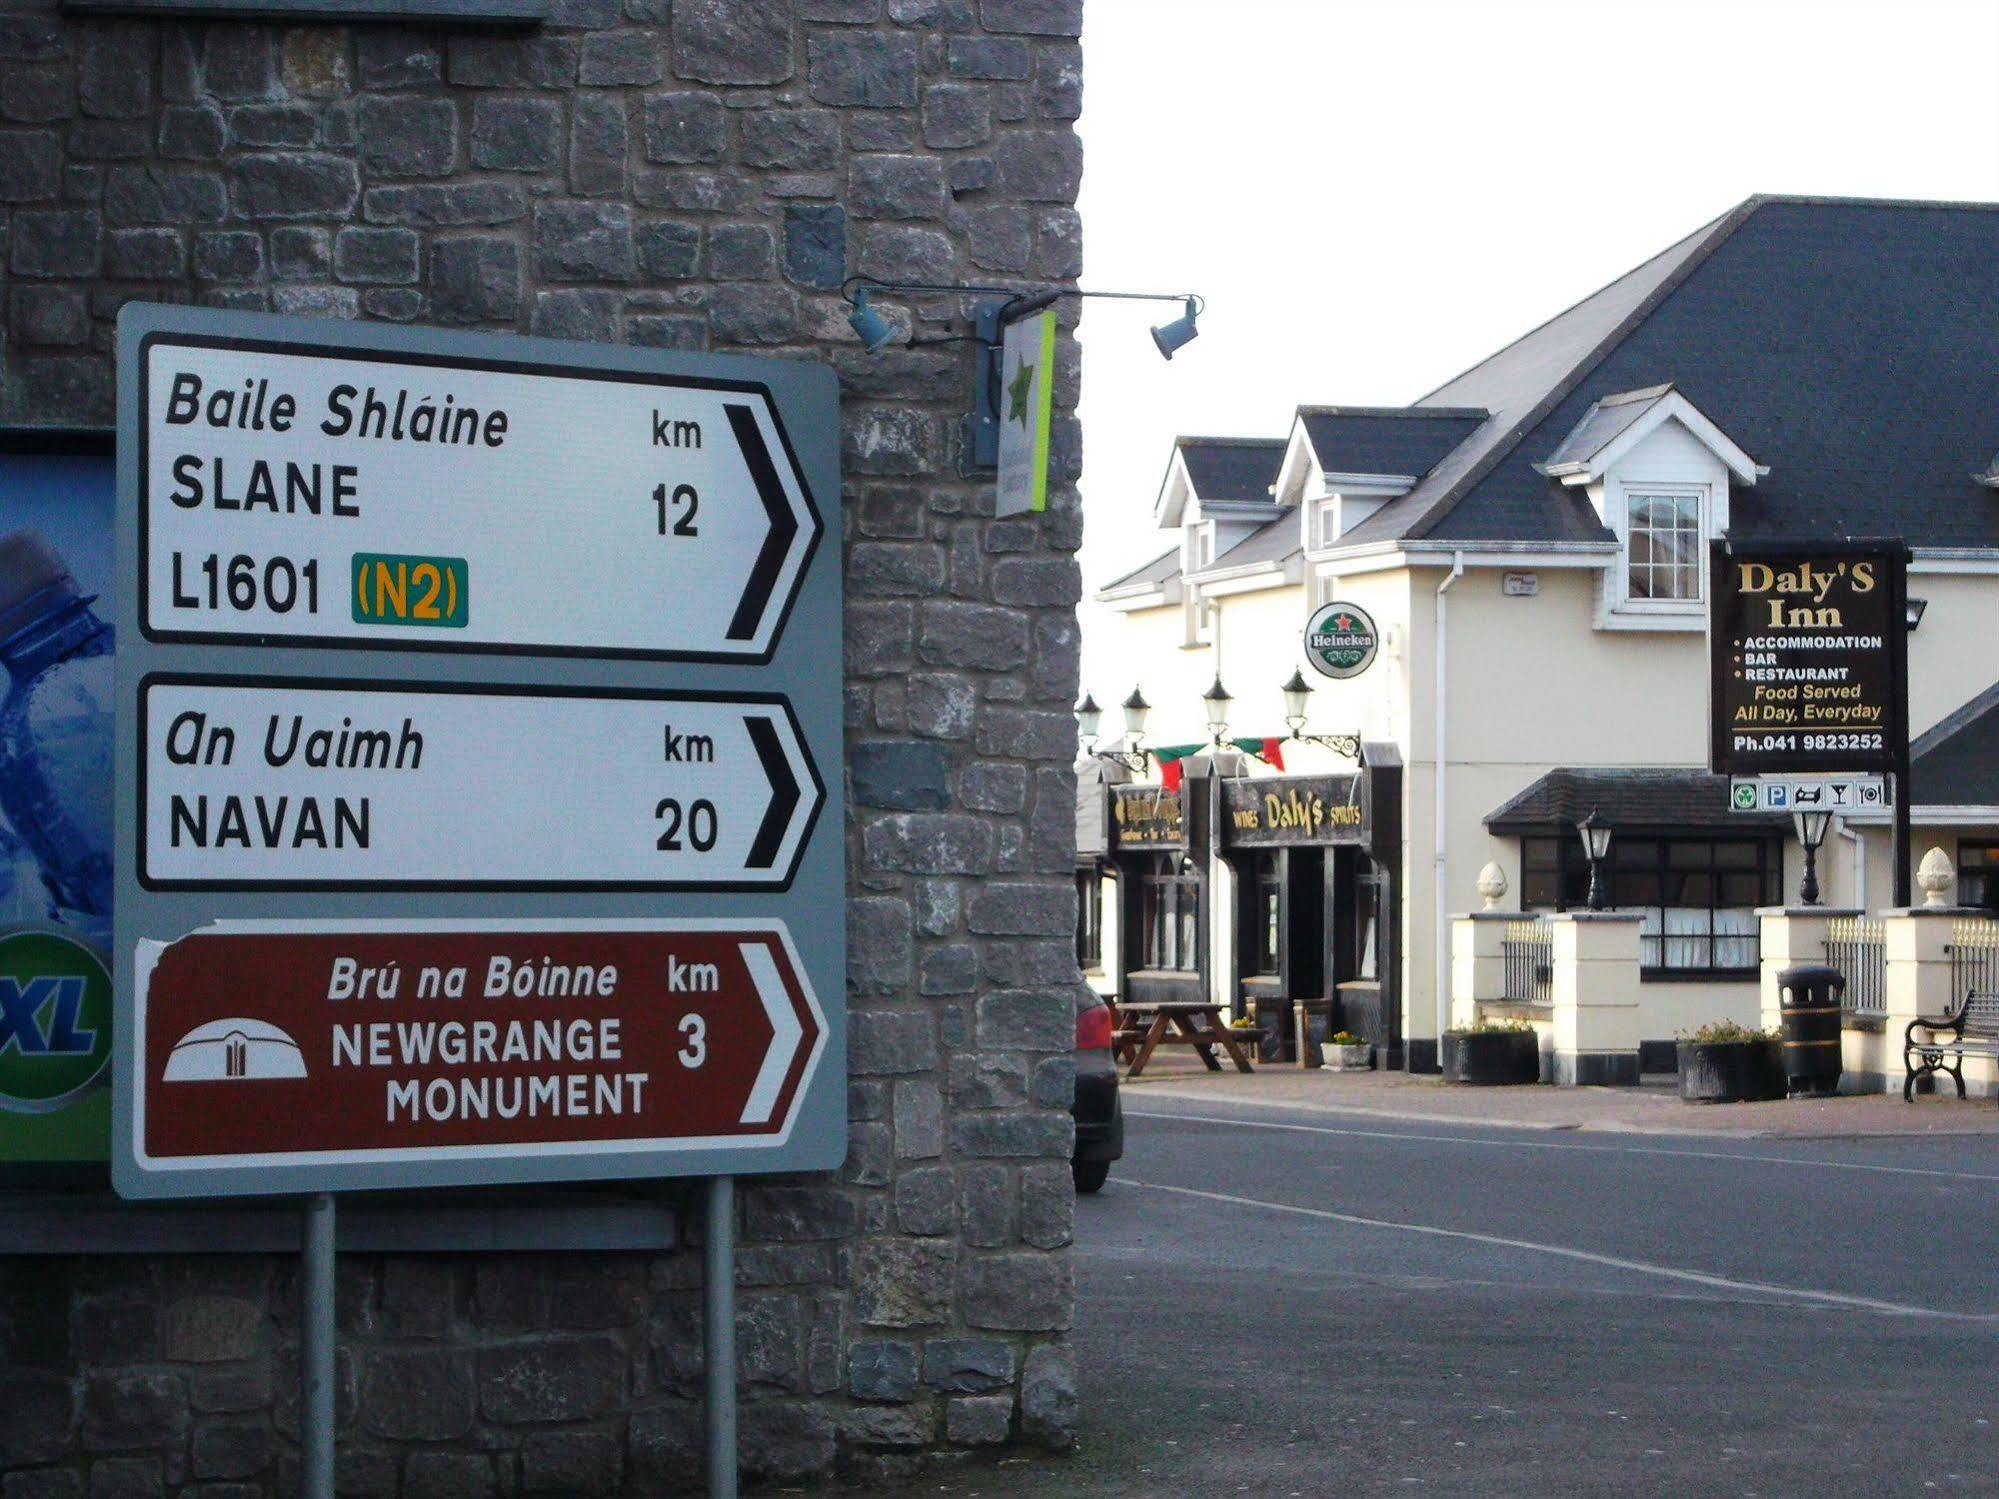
[1350,196,1999,550]
[1178,437,1286,504]
[1909,682,1999,805]
[1485,767,1787,833]
[1098,547,1179,594]
[1540,385,1675,470]
[1297,407,1488,480]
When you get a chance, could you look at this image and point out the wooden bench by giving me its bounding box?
[1904,989,1999,1100]
[1110,1001,1255,1079]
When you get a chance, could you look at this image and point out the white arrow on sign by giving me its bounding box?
[138,677,824,890]
[137,330,822,661]
[741,940,803,1126]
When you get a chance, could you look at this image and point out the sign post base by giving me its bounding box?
[706,1175,737,1499]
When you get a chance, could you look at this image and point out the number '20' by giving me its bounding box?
[655,798,718,852]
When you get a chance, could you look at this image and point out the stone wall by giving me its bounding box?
[0,0,1086,1490]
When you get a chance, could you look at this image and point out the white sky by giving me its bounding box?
[1073,0,1999,686]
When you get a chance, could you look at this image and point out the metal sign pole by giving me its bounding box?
[301,1192,337,1499]
[705,1175,738,1499]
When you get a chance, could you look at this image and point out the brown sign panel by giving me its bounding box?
[1709,540,1909,778]
[129,922,822,1186]
[1110,786,1184,849]
[1220,774,1368,847]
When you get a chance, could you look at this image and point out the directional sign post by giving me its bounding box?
[113,306,844,1499]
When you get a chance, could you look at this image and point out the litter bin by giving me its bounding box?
[1777,962,1845,1097]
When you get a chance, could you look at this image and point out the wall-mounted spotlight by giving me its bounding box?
[845,286,895,353]
[838,278,1206,469]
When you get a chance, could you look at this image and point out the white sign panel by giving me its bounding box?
[139,678,822,889]
[137,333,821,661]
[1729,775,1889,814]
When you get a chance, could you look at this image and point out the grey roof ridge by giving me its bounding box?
[1176,434,1286,447]
[1592,382,1676,407]
[1097,547,1179,594]
[1398,198,1765,542]
[1296,403,1490,420]
[1911,678,1999,760]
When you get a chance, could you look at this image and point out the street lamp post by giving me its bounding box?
[1201,676,1232,746]
[1279,668,1363,762]
[1072,688,1151,772]
[1793,808,1833,906]
[1577,808,1614,912]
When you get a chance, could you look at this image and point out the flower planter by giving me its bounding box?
[1677,1038,1785,1103]
[1324,1043,1373,1072]
[1440,1029,1538,1085]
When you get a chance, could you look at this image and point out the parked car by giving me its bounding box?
[1071,989,1123,1192]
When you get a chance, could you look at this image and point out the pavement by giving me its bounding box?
[885,1066,1999,1498]
[1120,1056,1999,1138]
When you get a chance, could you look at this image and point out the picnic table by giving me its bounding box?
[1111,1000,1256,1079]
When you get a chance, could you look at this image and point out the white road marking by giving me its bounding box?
[1125,1107,1999,1184]
[1122,1178,1999,1325]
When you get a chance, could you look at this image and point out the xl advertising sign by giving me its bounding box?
[1708,540,1909,778]
[0,451,116,1174]
[113,306,845,1199]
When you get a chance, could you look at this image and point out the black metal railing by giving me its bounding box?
[1824,916,1885,1017]
[1502,919,1553,1005]
[1948,918,1999,1007]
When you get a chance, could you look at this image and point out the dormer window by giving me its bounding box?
[1312,497,1339,550]
[1626,490,1701,602]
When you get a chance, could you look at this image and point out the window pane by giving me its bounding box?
[1713,841,1759,867]
[1614,872,1662,905]
[1522,872,1560,909]
[1720,871,1763,906]
[1523,838,1561,871]
[1616,840,1660,868]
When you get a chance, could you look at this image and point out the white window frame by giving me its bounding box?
[1607,478,1710,620]
[1182,588,1214,648]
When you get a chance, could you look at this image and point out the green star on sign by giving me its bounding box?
[1007,358,1035,428]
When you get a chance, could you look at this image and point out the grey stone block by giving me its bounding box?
[521,1430,623,1495]
[535,200,635,281]
[4,1470,84,1499]
[708,222,775,278]
[976,989,1072,1050]
[922,1336,1017,1392]
[922,85,990,148]
[471,97,561,171]
[849,1337,918,1401]
[740,108,842,170]
[951,1111,1071,1161]
[918,602,1031,669]
[569,94,628,195]
[229,153,360,220]
[864,813,995,875]
[959,1251,1072,1331]
[995,129,1083,202]
[642,91,725,163]
[947,1392,1015,1444]
[957,1162,1015,1247]
[201,27,275,100]
[402,1453,497,1499]
[363,181,525,226]
[579,30,661,85]
[428,234,521,322]
[84,1459,159,1499]
[849,154,945,219]
[358,1348,474,1441]
[104,165,226,225]
[360,96,457,176]
[740,1400,837,1481]
[893,1166,956,1236]
[10,286,89,345]
[79,23,151,118]
[710,282,797,344]
[628,314,706,349]
[852,1239,955,1327]
[189,1418,269,1480]
[478,1337,624,1424]
[672,0,794,85]
[2,69,73,124]
[807,32,919,107]
[1020,1161,1074,1248]
[334,226,419,285]
[0,1372,75,1466]
[947,36,1030,79]
[157,105,225,161]
[637,218,700,278]
[269,226,330,280]
[980,0,1082,34]
[447,35,579,88]
[849,1007,937,1075]
[1021,1342,1078,1446]
[783,203,846,287]
[531,287,620,341]
[230,102,316,148]
[920,945,980,998]
[1036,41,1083,119]
[107,227,184,279]
[80,1371,186,1451]
[893,1078,945,1159]
[851,741,953,811]
[191,230,261,284]
[356,29,442,88]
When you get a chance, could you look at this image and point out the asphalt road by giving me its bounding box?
[938,1094,1999,1498]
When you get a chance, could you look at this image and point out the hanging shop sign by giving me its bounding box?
[1708,541,1909,778]
[111,304,846,1201]
[1302,601,1380,681]
[1110,785,1184,849]
[133,321,822,662]
[1220,774,1368,847]
[994,308,1056,518]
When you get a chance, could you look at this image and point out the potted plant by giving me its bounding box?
[1324,1031,1372,1071]
[1441,1020,1539,1085]
[1676,1021,1784,1104]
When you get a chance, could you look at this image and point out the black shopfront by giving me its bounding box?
[1102,780,1209,1007]
[1215,756,1403,1066]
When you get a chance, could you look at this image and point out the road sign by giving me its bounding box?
[113,305,846,1202]
[1729,775,1889,815]
[138,677,821,890]
[132,315,822,662]
[120,919,825,1197]
[1709,540,1909,777]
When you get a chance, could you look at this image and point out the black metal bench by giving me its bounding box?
[1904,989,1999,1100]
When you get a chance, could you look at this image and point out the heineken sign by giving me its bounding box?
[1304,601,1379,680]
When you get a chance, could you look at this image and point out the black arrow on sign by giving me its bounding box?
[725,402,798,643]
[745,714,798,870]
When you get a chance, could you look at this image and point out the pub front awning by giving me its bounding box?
[1485,767,1788,837]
